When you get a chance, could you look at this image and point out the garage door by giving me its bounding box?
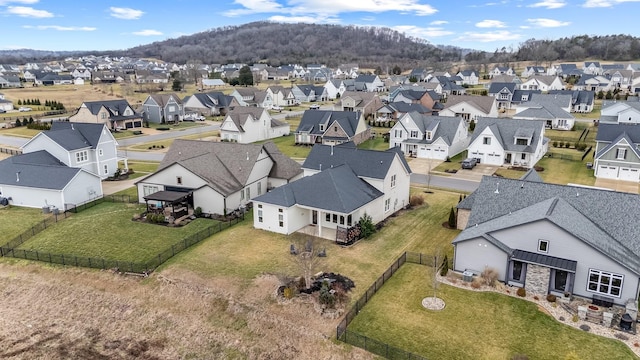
[418,147,430,158]
[433,148,447,160]
[619,167,640,182]
[598,165,618,179]
[485,153,502,166]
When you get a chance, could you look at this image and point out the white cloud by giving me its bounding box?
[526,18,570,27]
[361,16,375,21]
[132,29,162,36]
[476,19,507,28]
[430,20,448,25]
[0,0,38,5]
[583,0,640,7]
[109,7,144,20]
[528,0,567,8]
[393,25,454,38]
[7,6,53,18]
[268,15,321,23]
[224,0,437,17]
[22,25,96,31]
[456,30,521,42]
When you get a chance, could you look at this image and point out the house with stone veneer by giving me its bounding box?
[453,176,640,306]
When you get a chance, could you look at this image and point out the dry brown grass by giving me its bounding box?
[0,261,373,359]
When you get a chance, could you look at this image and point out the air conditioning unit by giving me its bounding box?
[463,271,474,282]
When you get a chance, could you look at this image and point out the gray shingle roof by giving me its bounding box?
[443,95,496,115]
[81,100,136,117]
[295,110,361,138]
[454,176,640,274]
[0,150,82,190]
[519,168,544,182]
[302,143,411,179]
[596,123,640,143]
[471,117,545,153]
[157,139,301,196]
[262,142,303,180]
[399,113,465,146]
[488,83,516,95]
[44,122,106,150]
[252,164,383,213]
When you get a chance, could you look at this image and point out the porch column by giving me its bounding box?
[318,210,323,238]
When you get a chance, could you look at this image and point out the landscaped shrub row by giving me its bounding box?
[551,141,588,151]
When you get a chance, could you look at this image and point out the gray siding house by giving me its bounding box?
[142,93,184,124]
[454,176,640,306]
[593,123,640,182]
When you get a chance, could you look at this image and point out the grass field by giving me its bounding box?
[348,264,636,360]
[0,206,50,243]
[14,202,221,263]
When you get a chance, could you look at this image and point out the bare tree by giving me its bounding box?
[431,249,443,298]
[291,238,325,290]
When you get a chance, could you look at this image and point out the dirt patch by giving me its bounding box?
[0,263,373,359]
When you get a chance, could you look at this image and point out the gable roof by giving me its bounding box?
[38,122,109,151]
[596,123,640,144]
[296,110,361,137]
[302,143,411,179]
[156,139,301,196]
[80,99,136,117]
[0,150,84,190]
[471,117,545,153]
[148,93,182,107]
[253,164,383,213]
[443,95,495,115]
[262,142,303,180]
[488,82,517,94]
[399,113,465,146]
[454,176,640,275]
[225,107,267,131]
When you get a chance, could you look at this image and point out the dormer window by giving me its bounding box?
[410,130,418,138]
[319,124,325,131]
[516,138,528,146]
[426,131,432,140]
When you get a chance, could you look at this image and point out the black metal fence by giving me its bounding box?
[0,196,245,274]
[336,251,436,359]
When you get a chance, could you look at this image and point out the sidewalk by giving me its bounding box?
[101,177,141,195]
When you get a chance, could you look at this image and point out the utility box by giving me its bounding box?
[463,271,474,282]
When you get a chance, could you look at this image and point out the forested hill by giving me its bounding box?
[120,22,463,68]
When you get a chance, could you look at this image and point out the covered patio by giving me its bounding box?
[143,190,193,221]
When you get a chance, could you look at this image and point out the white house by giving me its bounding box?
[252,144,411,237]
[389,113,470,160]
[135,140,302,216]
[467,118,548,168]
[0,150,103,210]
[513,93,575,130]
[519,76,564,92]
[20,122,122,179]
[438,95,499,121]
[220,107,290,143]
[599,98,640,124]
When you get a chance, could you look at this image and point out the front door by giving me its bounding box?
[505,153,512,164]
[312,210,318,225]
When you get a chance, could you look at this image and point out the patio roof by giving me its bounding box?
[144,190,190,202]
[512,249,577,272]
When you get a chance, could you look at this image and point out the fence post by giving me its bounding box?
[36,251,39,261]
[88,257,92,267]
[48,253,51,263]
[61,254,65,265]
[74,256,78,266]
[102,258,105,269]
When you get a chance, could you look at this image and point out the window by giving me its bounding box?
[333,214,338,223]
[103,164,108,174]
[394,130,402,138]
[334,126,338,132]
[319,124,325,131]
[385,198,390,212]
[99,149,103,156]
[588,269,623,297]
[390,174,396,188]
[538,239,549,253]
[169,105,175,112]
[410,130,418,138]
[326,213,331,222]
[75,150,88,163]
[340,216,345,225]
[246,187,250,199]
[101,112,107,119]
[176,176,182,185]
[617,148,627,160]
[142,185,158,196]
[278,213,284,227]
[258,209,263,223]
[347,215,352,226]
[553,269,568,292]
[511,261,525,281]
[257,182,262,195]
[483,137,491,145]
[516,138,528,146]
[521,153,527,160]
[426,131,432,140]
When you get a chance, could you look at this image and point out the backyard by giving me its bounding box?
[347,263,636,360]
[9,202,222,263]
[0,206,50,241]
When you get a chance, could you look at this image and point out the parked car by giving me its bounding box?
[461,158,478,169]
[270,105,283,112]
[183,113,205,121]
[18,107,32,112]
[309,104,320,110]
[0,109,5,113]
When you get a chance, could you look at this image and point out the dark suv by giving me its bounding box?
[461,158,478,169]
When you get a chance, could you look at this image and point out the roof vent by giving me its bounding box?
[246,151,249,161]
[494,182,500,194]
[16,171,20,182]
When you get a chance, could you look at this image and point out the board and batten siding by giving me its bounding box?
[467,126,504,165]
[454,237,509,280]
[253,202,309,235]
[491,220,639,305]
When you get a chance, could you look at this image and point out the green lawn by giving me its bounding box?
[258,134,312,160]
[0,206,50,243]
[15,202,221,263]
[162,188,460,289]
[348,264,635,360]
[433,152,467,172]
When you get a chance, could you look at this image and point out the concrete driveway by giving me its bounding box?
[405,158,443,175]
[452,164,499,181]
[594,178,639,194]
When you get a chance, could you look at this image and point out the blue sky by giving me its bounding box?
[1,0,639,53]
